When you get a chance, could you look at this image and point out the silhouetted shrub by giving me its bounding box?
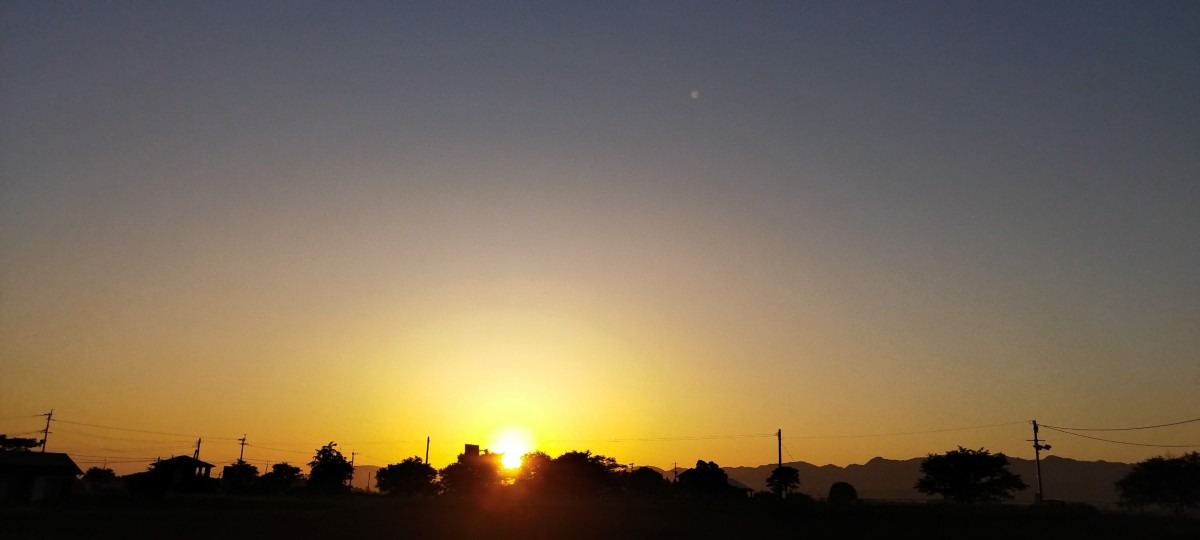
[677,460,743,498]
[1115,452,1200,514]
[828,481,858,504]
[82,467,118,492]
[258,462,303,494]
[915,447,1026,503]
[308,442,353,493]
[376,457,437,497]
[439,451,502,496]
[767,466,801,498]
[221,461,259,493]
[626,466,669,497]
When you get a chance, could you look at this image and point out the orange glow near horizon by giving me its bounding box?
[3,2,1199,481]
[491,427,534,469]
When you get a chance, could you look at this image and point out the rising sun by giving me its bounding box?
[491,427,534,469]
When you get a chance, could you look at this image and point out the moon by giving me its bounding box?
[690,90,700,100]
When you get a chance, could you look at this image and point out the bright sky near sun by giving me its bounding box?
[2,2,1198,474]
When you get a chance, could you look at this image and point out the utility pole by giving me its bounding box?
[40,409,53,452]
[238,435,247,463]
[777,428,782,470]
[1029,420,1051,503]
[673,462,678,483]
[349,451,357,488]
[193,438,202,460]
[425,436,430,465]
[777,428,783,500]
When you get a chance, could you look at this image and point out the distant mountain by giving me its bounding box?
[719,456,1131,506]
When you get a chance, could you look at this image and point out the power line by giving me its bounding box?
[74,459,155,464]
[246,443,313,455]
[1039,426,1200,448]
[4,430,45,436]
[0,414,44,422]
[53,426,193,445]
[53,418,240,441]
[95,445,196,453]
[545,433,776,444]
[66,452,168,461]
[783,421,1027,439]
[1041,417,1200,432]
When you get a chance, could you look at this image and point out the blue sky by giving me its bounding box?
[2,1,1197,469]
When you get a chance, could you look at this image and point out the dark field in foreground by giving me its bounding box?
[2,496,1196,540]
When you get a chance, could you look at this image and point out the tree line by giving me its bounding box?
[4,433,1191,514]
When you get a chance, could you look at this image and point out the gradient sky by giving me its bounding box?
[2,1,1198,474]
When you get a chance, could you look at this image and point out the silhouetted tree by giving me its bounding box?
[515,451,553,487]
[308,442,353,493]
[221,460,259,493]
[544,450,623,496]
[1115,452,1200,514]
[259,462,303,493]
[82,466,118,491]
[0,435,41,451]
[83,466,116,483]
[376,456,437,497]
[915,446,1027,503]
[767,466,800,498]
[439,451,502,496]
[677,460,740,498]
[827,481,858,504]
[626,466,669,496]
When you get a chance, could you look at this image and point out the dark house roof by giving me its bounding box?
[0,451,83,476]
[155,456,214,469]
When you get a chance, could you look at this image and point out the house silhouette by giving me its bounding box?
[0,451,83,502]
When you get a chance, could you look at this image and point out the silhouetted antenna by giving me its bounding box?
[193,437,202,460]
[425,436,430,465]
[1028,420,1051,503]
[39,409,53,452]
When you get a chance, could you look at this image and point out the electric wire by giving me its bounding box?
[38,415,1200,471]
[0,414,44,421]
[67,452,168,461]
[1041,417,1200,432]
[53,418,241,441]
[2,429,44,436]
[544,433,776,444]
[245,443,314,455]
[1039,426,1200,448]
[783,421,1027,439]
[53,426,193,445]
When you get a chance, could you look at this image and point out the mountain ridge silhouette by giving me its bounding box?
[355,455,1130,505]
[655,455,1132,506]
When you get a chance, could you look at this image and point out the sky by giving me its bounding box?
[2,1,1198,475]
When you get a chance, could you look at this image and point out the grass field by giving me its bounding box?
[2,495,1196,539]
